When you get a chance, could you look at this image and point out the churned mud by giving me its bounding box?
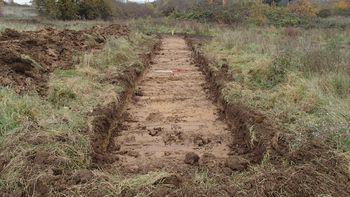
[114,36,231,173]
[0,25,129,94]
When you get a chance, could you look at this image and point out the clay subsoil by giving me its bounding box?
[0,25,129,94]
[114,36,231,173]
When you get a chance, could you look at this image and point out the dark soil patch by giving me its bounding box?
[0,24,129,95]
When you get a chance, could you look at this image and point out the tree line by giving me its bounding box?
[32,0,114,20]
[31,0,349,21]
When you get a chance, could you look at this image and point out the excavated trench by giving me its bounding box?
[95,36,350,197]
[111,36,232,173]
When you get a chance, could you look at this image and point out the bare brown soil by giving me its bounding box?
[111,36,231,174]
[0,25,129,94]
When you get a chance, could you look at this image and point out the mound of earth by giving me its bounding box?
[0,24,129,94]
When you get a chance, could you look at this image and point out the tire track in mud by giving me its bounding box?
[114,36,231,173]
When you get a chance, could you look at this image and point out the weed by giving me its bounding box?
[193,170,218,190]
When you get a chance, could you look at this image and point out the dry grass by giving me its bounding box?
[204,26,350,152]
[0,32,156,195]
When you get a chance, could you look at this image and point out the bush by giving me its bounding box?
[318,9,332,18]
[57,0,79,20]
[168,0,317,27]
[334,0,349,10]
[79,0,112,20]
[265,6,306,26]
[287,0,319,17]
[33,0,113,20]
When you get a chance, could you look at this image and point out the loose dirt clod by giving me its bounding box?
[0,25,129,94]
[224,156,249,171]
[184,152,200,165]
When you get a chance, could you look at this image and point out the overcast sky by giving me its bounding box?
[10,0,153,5]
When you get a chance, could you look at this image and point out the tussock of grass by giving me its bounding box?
[193,170,219,191]
[120,171,170,191]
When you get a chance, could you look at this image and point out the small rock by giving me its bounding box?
[225,157,249,171]
[184,152,200,165]
[134,88,144,96]
[73,169,93,184]
[193,136,210,147]
[154,127,163,132]
[149,129,159,137]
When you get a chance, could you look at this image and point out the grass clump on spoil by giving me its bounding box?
[201,24,350,195]
[0,32,156,195]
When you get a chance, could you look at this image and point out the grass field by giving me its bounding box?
[0,6,349,196]
[203,26,350,151]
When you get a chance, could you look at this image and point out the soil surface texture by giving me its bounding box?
[114,36,231,174]
[0,25,129,94]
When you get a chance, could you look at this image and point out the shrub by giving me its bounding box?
[33,0,113,20]
[287,0,319,17]
[334,0,349,10]
[168,0,316,26]
[265,6,306,26]
[79,0,113,20]
[317,9,332,18]
[56,0,79,20]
